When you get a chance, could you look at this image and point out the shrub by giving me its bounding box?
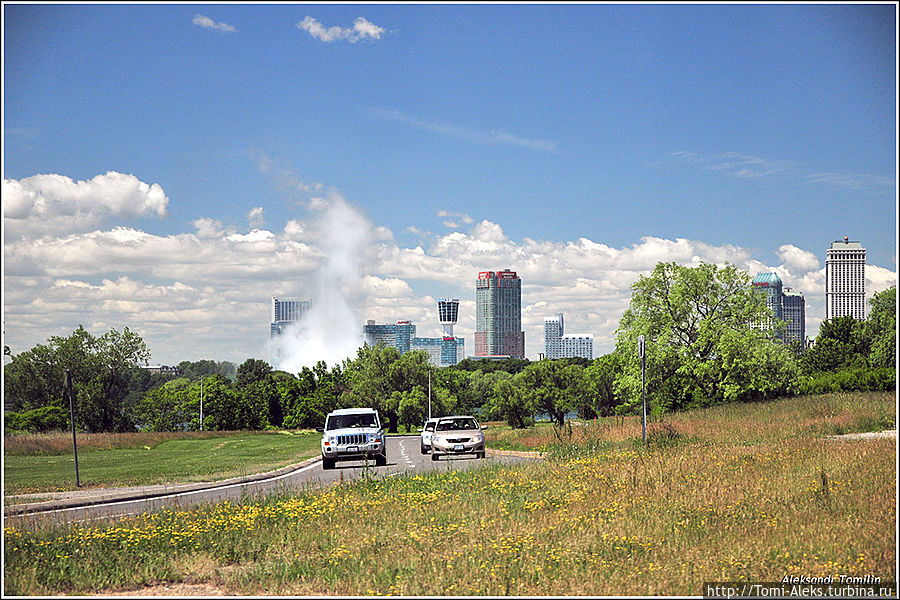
[4,405,69,433]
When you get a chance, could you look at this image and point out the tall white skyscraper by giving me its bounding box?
[825,238,866,321]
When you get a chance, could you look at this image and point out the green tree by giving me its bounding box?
[615,262,796,411]
[864,286,896,369]
[519,361,588,426]
[486,372,535,428]
[584,353,623,417]
[236,358,273,387]
[342,344,404,432]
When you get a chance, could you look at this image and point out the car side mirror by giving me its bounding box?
[417,428,424,432]
[316,427,324,433]
[481,425,488,430]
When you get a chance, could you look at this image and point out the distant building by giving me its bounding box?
[475,270,524,359]
[826,237,866,321]
[752,273,807,349]
[271,297,311,338]
[752,272,784,331]
[143,365,181,376]
[544,313,593,360]
[365,299,466,368]
[782,288,806,347]
[363,320,416,355]
[411,336,465,367]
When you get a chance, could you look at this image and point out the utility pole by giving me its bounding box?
[66,369,80,487]
[200,375,204,431]
[428,369,432,420]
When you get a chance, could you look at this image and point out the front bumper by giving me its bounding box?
[322,441,384,460]
[431,437,484,456]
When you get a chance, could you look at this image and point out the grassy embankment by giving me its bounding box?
[3,430,323,496]
[3,391,896,596]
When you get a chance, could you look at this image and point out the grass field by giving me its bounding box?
[3,430,322,495]
[3,392,896,596]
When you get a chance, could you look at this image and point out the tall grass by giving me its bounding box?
[4,392,895,596]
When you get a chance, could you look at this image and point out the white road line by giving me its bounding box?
[25,461,323,518]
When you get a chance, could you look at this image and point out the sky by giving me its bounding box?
[2,3,897,368]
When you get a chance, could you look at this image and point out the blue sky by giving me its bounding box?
[3,3,897,366]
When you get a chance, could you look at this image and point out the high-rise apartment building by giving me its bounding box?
[752,272,783,331]
[782,288,806,347]
[363,299,465,367]
[475,270,524,358]
[363,320,416,354]
[270,297,311,338]
[826,237,866,321]
[544,313,593,360]
[752,273,807,349]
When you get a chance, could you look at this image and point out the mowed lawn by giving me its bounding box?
[4,430,323,495]
[3,392,896,596]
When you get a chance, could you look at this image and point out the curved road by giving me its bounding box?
[6,437,538,525]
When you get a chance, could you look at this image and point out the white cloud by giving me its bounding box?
[438,210,474,229]
[247,206,265,228]
[4,192,895,365]
[193,14,237,33]
[372,108,558,152]
[3,172,169,239]
[297,16,385,43]
[777,244,821,275]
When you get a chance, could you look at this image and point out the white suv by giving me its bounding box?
[318,408,387,470]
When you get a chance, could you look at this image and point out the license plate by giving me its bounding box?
[454,444,464,451]
[347,446,359,453]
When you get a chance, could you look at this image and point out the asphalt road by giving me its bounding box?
[6,437,538,525]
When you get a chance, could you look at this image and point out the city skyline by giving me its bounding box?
[3,4,896,366]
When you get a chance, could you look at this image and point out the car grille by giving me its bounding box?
[337,433,367,446]
[447,437,470,443]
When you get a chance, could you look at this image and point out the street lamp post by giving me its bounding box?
[638,335,647,445]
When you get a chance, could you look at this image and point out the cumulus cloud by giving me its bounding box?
[4,193,895,365]
[777,244,820,275]
[193,14,237,33]
[3,172,169,239]
[297,16,385,43]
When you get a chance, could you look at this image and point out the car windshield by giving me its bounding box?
[327,414,378,430]
[436,418,478,431]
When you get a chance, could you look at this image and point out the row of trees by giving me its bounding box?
[4,262,896,433]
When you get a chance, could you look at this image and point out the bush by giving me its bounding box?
[798,368,895,395]
[5,405,70,433]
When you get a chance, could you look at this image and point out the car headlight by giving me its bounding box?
[474,433,484,442]
[328,436,336,444]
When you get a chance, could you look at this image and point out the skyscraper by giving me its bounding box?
[363,320,416,354]
[752,272,784,331]
[475,270,524,358]
[782,288,806,347]
[544,313,593,360]
[826,237,866,321]
[270,297,311,338]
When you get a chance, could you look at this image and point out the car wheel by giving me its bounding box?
[420,443,427,455]
[478,451,485,459]
[431,452,439,462]
[376,450,387,466]
[322,455,335,470]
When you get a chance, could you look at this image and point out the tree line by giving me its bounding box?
[4,262,895,434]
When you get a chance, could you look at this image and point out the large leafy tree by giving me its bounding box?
[4,326,150,432]
[863,286,896,369]
[518,360,588,426]
[614,262,797,411]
